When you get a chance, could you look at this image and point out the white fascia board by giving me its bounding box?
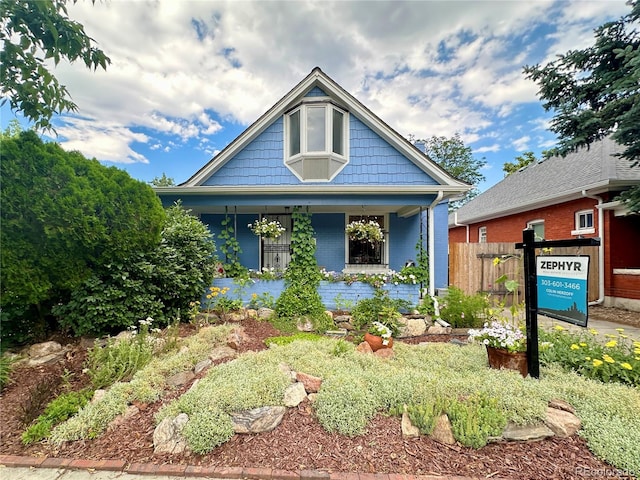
[154,184,466,197]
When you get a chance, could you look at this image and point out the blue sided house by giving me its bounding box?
[155,67,469,308]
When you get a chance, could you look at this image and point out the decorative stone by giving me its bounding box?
[232,406,286,433]
[324,310,334,320]
[226,311,245,322]
[374,348,395,359]
[296,317,314,332]
[401,409,420,438]
[167,370,195,387]
[226,327,249,350]
[403,318,427,337]
[257,307,274,319]
[307,393,318,403]
[278,363,297,381]
[548,399,576,414]
[427,325,452,335]
[209,346,237,362]
[153,413,189,454]
[245,308,258,319]
[194,359,212,374]
[431,414,456,445]
[91,389,107,404]
[545,407,581,437]
[296,372,322,393]
[28,341,62,359]
[356,341,373,354]
[502,422,554,441]
[284,382,307,407]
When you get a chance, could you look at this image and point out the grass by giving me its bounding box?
[49,325,640,475]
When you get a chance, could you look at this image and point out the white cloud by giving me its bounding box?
[37,0,627,167]
[512,136,531,151]
[476,144,501,153]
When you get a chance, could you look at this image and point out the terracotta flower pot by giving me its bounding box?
[364,332,393,351]
[486,346,528,377]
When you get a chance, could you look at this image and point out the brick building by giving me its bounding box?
[449,138,640,311]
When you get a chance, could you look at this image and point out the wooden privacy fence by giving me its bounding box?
[449,242,600,305]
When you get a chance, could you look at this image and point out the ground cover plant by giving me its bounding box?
[39,323,640,476]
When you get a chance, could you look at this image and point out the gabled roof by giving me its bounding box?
[449,137,640,226]
[172,67,468,197]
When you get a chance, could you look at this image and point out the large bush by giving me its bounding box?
[0,131,165,345]
[55,203,217,336]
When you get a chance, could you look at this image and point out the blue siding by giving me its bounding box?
[210,278,421,311]
[313,213,345,271]
[305,87,327,97]
[201,213,261,269]
[389,214,420,272]
[201,116,438,187]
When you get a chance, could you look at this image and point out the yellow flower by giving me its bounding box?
[251,293,258,299]
[620,362,633,371]
[570,344,580,350]
[579,342,587,347]
[634,341,640,348]
[589,328,599,335]
[206,294,212,299]
[585,357,591,361]
[604,334,617,338]
[605,340,617,348]
[615,328,625,333]
[592,359,603,367]
[620,334,628,339]
[492,257,501,266]
[554,325,565,331]
[603,354,615,364]
[634,348,640,355]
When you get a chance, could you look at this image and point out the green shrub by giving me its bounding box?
[539,326,639,387]
[22,388,93,444]
[265,332,325,347]
[401,397,450,435]
[0,355,15,391]
[182,407,234,453]
[446,393,506,448]
[438,286,489,328]
[350,289,409,334]
[85,320,156,389]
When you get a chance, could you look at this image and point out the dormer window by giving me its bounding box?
[284,102,349,181]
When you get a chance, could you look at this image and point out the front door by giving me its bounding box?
[261,214,292,272]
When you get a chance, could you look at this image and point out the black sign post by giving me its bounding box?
[515,229,600,379]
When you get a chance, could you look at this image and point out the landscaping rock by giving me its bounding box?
[545,406,581,437]
[226,327,249,350]
[257,307,274,319]
[356,341,373,354]
[194,359,212,374]
[278,363,297,381]
[400,318,427,337]
[209,346,237,362]
[91,389,107,404]
[232,406,286,434]
[245,308,258,319]
[334,315,353,330]
[27,341,63,365]
[296,372,322,393]
[374,348,395,359]
[401,409,420,438]
[226,311,245,322]
[502,422,554,441]
[324,310,334,320]
[548,398,576,414]
[284,382,307,407]
[427,325,452,335]
[167,370,195,387]
[296,317,314,332]
[153,413,189,454]
[431,414,456,445]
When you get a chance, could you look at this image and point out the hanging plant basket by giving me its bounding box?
[248,218,285,239]
[346,220,383,244]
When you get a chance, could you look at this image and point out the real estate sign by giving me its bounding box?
[536,256,590,327]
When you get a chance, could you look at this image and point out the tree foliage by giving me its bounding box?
[0,131,164,343]
[55,202,217,336]
[524,1,640,211]
[0,0,110,131]
[150,173,176,187]
[503,151,537,176]
[417,134,486,210]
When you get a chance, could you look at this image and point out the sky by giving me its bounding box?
[1,0,632,191]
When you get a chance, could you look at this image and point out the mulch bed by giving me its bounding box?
[0,318,633,480]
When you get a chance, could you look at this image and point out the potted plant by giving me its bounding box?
[248,218,286,239]
[345,220,384,244]
[364,321,394,351]
[468,321,528,377]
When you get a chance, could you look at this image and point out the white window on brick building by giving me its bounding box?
[572,209,595,235]
[478,226,487,243]
[527,219,545,240]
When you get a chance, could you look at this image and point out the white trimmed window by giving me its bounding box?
[478,226,487,243]
[343,214,388,273]
[527,219,545,240]
[572,210,595,235]
[284,102,349,181]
